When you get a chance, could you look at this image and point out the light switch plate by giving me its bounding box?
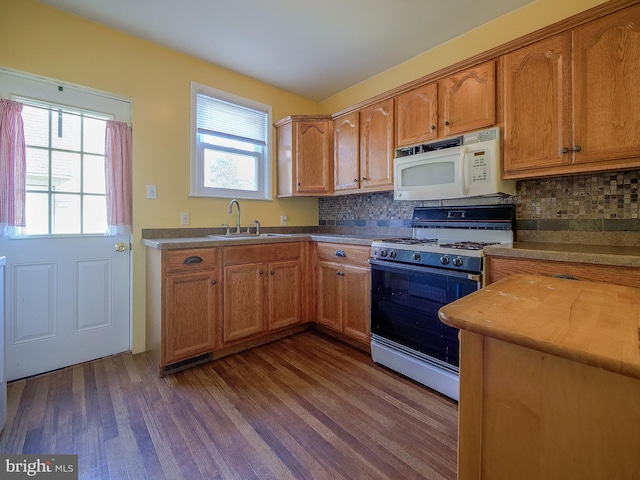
[146,184,157,199]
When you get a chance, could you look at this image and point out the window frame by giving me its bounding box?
[189,81,273,200]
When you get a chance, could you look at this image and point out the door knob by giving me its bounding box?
[114,242,128,252]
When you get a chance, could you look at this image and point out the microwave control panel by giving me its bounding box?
[469,150,489,183]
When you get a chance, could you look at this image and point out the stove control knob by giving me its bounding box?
[453,256,464,267]
[380,249,388,258]
[440,255,450,265]
[389,250,397,259]
[412,253,422,262]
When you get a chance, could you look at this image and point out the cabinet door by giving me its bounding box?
[333,112,360,192]
[439,61,496,137]
[223,263,265,343]
[165,271,218,364]
[316,260,342,331]
[268,259,302,330]
[572,4,640,166]
[295,119,333,194]
[502,33,572,176]
[396,83,439,147]
[359,98,394,190]
[341,264,370,344]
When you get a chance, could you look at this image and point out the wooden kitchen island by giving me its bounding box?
[439,274,640,480]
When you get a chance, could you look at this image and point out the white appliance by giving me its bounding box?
[394,127,516,201]
[369,205,516,400]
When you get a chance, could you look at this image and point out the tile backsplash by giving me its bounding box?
[318,170,639,246]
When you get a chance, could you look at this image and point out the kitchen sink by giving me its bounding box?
[207,233,292,239]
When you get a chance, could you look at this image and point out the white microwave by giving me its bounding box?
[394,127,515,201]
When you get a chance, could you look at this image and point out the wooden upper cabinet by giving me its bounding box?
[333,112,360,192]
[503,3,640,178]
[359,98,394,191]
[396,62,496,148]
[275,115,333,197]
[396,83,439,147]
[572,4,640,166]
[502,33,572,175]
[439,60,496,137]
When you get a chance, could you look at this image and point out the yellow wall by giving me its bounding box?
[0,0,611,355]
[320,0,609,113]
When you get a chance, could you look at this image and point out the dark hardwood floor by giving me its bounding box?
[0,331,458,480]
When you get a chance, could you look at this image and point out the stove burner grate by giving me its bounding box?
[438,241,499,251]
[384,237,438,245]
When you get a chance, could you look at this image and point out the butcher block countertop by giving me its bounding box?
[439,273,640,380]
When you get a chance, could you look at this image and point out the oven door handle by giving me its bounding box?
[369,259,481,282]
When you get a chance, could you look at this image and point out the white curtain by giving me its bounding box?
[105,120,132,236]
[0,99,26,237]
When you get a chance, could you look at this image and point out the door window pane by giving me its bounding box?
[52,194,81,234]
[25,192,49,235]
[52,110,81,151]
[84,117,106,154]
[19,100,111,235]
[84,154,106,194]
[52,151,81,193]
[83,196,107,234]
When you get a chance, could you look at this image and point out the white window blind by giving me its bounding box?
[196,95,267,145]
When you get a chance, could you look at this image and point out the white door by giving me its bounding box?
[0,69,132,381]
[1,235,130,381]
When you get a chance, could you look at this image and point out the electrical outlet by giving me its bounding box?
[280,215,288,226]
[180,212,190,225]
[146,184,157,199]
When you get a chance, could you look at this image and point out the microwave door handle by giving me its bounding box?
[459,146,468,196]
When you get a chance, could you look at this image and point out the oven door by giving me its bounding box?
[370,259,481,371]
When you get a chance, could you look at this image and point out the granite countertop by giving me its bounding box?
[484,242,640,268]
[439,273,640,380]
[142,232,385,250]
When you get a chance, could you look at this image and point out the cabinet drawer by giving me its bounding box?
[316,243,370,265]
[223,242,301,266]
[165,248,220,274]
[486,256,640,289]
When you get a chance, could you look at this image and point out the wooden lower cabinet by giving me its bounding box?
[222,242,306,345]
[315,243,371,345]
[146,247,222,375]
[458,329,640,480]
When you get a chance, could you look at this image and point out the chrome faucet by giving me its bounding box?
[228,198,241,234]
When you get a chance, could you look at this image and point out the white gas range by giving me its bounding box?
[369,204,515,400]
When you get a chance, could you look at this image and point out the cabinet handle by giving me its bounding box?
[430,125,436,131]
[335,250,347,257]
[259,270,264,275]
[183,256,203,264]
[362,177,367,181]
[211,280,217,285]
[572,145,582,152]
[444,121,450,126]
[270,270,275,275]
[560,147,569,154]
[553,274,580,280]
[353,178,358,182]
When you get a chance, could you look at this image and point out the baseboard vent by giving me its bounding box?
[161,352,213,376]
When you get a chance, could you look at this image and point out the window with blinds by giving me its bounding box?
[190,82,272,200]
